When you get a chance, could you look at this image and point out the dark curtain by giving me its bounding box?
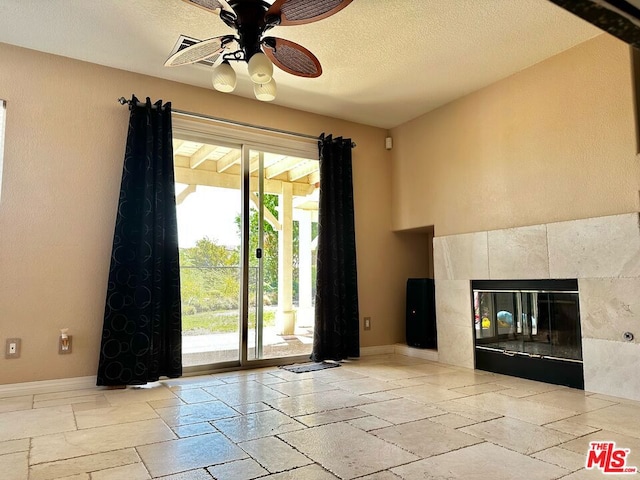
[97,95,182,386]
[311,134,359,361]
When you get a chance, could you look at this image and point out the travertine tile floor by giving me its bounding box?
[1,354,639,479]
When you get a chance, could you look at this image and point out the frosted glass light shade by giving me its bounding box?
[254,78,277,101]
[248,52,273,84]
[212,62,236,92]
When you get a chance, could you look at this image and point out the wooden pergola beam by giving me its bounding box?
[176,184,197,205]
[216,150,241,173]
[189,144,217,169]
[175,167,315,197]
[288,162,318,182]
[249,192,282,230]
[265,157,307,179]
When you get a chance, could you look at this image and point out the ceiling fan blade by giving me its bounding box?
[182,0,235,15]
[165,36,231,67]
[266,0,352,26]
[262,37,321,78]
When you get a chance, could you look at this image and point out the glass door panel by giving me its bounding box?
[247,149,317,360]
[174,139,242,367]
[521,292,582,360]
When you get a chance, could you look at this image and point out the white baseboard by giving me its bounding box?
[0,375,97,398]
[360,344,439,362]
[360,345,396,356]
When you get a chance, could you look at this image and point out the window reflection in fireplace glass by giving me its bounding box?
[474,290,582,361]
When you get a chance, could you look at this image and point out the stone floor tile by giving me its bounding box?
[240,436,312,473]
[213,409,305,443]
[450,382,509,395]
[296,407,369,427]
[355,398,444,425]
[30,419,175,464]
[136,433,247,478]
[391,442,568,480]
[373,418,483,458]
[460,417,575,454]
[103,384,177,406]
[525,389,617,412]
[569,403,640,438]
[29,448,140,480]
[356,471,403,480]
[203,381,287,406]
[420,370,498,389]
[360,391,400,402]
[74,402,158,429]
[0,438,29,455]
[347,415,394,431]
[33,395,107,409]
[155,401,239,427]
[429,412,479,429]
[206,458,268,480]
[148,398,185,409]
[435,399,503,422]
[259,464,339,479]
[0,396,32,414]
[279,422,418,479]
[543,418,601,437]
[154,469,212,480]
[71,397,112,412]
[390,384,468,404]
[0,405,75,442]
[0,451,28,480]
[331,377,403,395]
[172,422,217,438]
[532,446,588,472]
[34,389,102,402]
[91,462,150,480]
[172,388,216,404]
[452,391,578,424]
[266,379,336,397]
[270,389,373,417]
[232,402,272,414]
[559,429,640,469]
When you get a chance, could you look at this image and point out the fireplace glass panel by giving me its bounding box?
[474,289,582,361]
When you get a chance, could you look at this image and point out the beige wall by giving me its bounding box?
[391,34,640,237]
[0,42,412,385]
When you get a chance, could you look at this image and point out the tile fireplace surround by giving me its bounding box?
[433,212,640,401]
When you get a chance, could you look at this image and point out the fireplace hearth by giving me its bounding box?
[472,279,584,389]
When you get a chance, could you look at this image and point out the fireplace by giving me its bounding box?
[472,279,584,389]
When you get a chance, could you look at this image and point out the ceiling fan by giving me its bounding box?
[165,0,353,101]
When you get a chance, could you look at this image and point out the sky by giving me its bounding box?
[175,184,242,248]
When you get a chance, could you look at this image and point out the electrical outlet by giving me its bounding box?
[58,335,72,354]
[5,338,21,359]
[364,317,371,331]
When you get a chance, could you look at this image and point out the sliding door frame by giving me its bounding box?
[173,114,317,376]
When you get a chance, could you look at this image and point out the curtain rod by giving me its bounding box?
[117,97,356,148]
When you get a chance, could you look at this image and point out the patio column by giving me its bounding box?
[277,182,295,335]
[297,209,314,326]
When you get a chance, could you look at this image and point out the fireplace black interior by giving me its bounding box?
[472,279,584,389]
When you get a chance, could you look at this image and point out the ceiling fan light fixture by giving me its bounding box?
[247,52,273,84]
[212,61,236,92]
[254,78,277,102]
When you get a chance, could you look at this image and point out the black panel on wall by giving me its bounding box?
[406,278,437,349]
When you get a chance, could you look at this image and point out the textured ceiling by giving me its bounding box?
[0,0,601,128]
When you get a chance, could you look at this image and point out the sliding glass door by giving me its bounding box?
[174,140,243,368]
[247,149,317,360]
[172,121,318,371]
